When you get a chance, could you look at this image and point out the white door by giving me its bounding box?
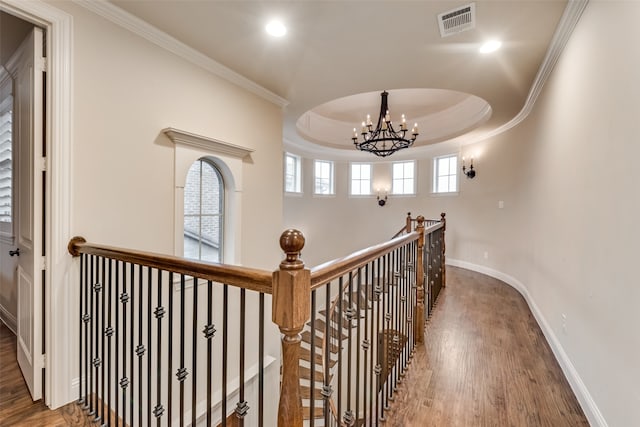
[7,27,46,401]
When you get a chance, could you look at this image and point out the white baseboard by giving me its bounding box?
[446,259,608,427]
[0,304,17,335]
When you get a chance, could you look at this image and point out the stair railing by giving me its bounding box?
[68,212,445,427]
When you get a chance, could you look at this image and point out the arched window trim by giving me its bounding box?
[168,129,248,265]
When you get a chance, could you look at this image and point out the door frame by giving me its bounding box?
[0,0,72,409]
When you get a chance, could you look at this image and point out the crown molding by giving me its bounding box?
[72,0,289,108]
[164,127,254,159]
[479,0,589,142]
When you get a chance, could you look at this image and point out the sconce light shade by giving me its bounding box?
[377,190,388,207]
[462,157,476,179]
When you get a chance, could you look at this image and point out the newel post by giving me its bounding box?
[405,212,412,234]
[441,212,447,288]
[414,216,426,344]
[272,230,310,427]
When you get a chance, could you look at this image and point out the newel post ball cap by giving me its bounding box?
[279,229,305,268]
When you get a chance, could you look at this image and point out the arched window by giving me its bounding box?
[183,158,224,263]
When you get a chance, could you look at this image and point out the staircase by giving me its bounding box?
[298,267,410,425]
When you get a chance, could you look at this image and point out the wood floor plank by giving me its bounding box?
[0,322,89,426]
[383,266,589,427]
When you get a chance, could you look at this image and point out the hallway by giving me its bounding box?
[0,267,590,426]
[384,266,589,426]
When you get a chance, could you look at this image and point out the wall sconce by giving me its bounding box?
[376,190,388,207]
[462,157,476,179]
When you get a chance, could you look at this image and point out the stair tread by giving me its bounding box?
[301,331,340,353]
[303,405,326,420]
[306,319,348,339]
[318,309,352,329]
[299,346,338,368]
[300,384,324,399]
[299,365,326,382]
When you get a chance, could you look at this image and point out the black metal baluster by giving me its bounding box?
[130,263,135,427]
[121,262,129,425]
[93,256,101,422]
[259,292,265,427]
[382,253,389,417]
[375,257,381,426]
[178,274,186,427]
[147,267,152,427]
[79,254,84,405]
[205,280,214,427]
[222,284,228,427]
[137,264,143,427]
[192,277,198,427]
[401,244,408,375]
[107,259,113,426]
[322,282,331,426]
[391,249,398,397]
[309,290,316,427]
[363,263,370,427]
[337,276,343,427]
[89,255,95,416]
[168,271,174,425]
[344,271,354,426]
[390,250,396,397]
[356,267,362,426]
[114,260,120,423]
[100,257,106,423]
[153,270,163,426]
[236,288,248,426]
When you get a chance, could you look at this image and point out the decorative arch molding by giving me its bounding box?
[164,128,251,264]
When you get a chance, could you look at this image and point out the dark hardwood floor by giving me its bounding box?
[0,322,89,426]
[384,266,589,426]
[1,266,589,426]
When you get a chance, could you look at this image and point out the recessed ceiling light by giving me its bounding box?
[480,40,502,53]
[266,20,287,37]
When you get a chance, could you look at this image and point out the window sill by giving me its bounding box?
[430,191,459,197]
[284,191,303,197]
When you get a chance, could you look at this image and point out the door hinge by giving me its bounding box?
[39,353,46,368]
[40,158,47,171]
[37,57,47,72]
[41,257,46,270]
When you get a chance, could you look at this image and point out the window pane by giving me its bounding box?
[439,157,449,175]
[201,162,221,215]
[404,179,413,194]
[200,215,220,263]
[438,176,448,193]
[183,215,200,260]
[184,162,201,215]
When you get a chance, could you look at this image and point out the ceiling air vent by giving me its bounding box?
[438,3,476,37]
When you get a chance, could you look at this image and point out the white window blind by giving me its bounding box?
[0,77,12,227]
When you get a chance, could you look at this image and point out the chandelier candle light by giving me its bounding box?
[352,91,419,157]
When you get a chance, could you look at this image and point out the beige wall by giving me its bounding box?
[285,2,639,425]
[56,2,284,268]
[37,1,283,407]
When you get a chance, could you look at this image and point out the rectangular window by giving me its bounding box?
[433,154,458,193]
[314,160,334,195]
[0,75,13,238]
[392,161,415,195]
[350,163,371,195]
[284,153,302,193]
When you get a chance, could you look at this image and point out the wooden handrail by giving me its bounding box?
[67,236,273,294]
[310,221,444,290]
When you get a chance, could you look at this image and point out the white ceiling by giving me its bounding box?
[108,0,570,159]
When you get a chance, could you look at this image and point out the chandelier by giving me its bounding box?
[351,91,419,157]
